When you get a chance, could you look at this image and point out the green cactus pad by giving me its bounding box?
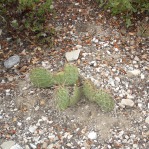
[82,80,97,102]
[95,91,115,112]
[63,64,79,85]
[55,86,70,110]
[69,86,82,106]
[54,64,79,85]
[30,68,54,88]
[54,71,65,85]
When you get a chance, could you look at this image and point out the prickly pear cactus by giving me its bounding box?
[54,71,65,85]
[55,86,70,110]
[83,79,114,112]
[63,64,79,85]
[69,86,82,106]
[30,68,54,88]
[95,91,115,112]
[55,85,82,110]
[54,64,79,85]
[82,80,96,102]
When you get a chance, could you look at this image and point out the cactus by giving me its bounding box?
[54,64,79,85]
[55,86,70,110]
[63,64,79,85]
[30,68,54,88]
[83,79,114,112]
[30,65,114,112]
[82,80,97,102]
[69,86,82,106]
[94,91,115,112]
[54,71,65,85]
[55,85,82,110]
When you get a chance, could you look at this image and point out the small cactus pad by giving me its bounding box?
[69,86,82,106]
[55,86,70,110]
[82,80,97,102]
[30,68,54,88]
[54,71,65,85]
[95,91,115,112]
[63,64,79,85]
[54,64,79,85]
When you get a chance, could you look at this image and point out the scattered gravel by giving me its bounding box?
[0,0,149,148]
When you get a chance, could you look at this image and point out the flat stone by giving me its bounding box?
[65,50,80,61]
[120,99,134,107]
[76,45,82,49]
[1,141,15,149]
[145,116,149,124]
[88,131,97,140]
[10,144,23,149]
[4,55,20,68]
[127,69,141,77]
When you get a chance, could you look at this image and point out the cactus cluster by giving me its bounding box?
[30,64,115,112]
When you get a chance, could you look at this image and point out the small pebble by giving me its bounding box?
[145,116,149,124]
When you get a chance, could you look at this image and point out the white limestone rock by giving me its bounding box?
[65,50,80,61]
[120,99,134,107]
[88,131,97,140]
[1,141,15,149]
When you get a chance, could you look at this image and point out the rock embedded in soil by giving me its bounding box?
[145,116,149,124]
[10,144,23,149]
[127,69,141,77]
[87,131,97,140]
[1,141,15,149]
[4,55,20,68]
[65,50,80,61]
[120,99,135,107]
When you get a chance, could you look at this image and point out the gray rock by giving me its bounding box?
[4,55,20,68]
[1,141,15,149]
[65,50,80,61]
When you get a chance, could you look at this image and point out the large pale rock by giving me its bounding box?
[120,99,134,107]
[1,141,15,149]
[65,50,80,61]
[10,144,23,149]
[88,131,97,140]
[127,69,141,77]
[4,55,20,68]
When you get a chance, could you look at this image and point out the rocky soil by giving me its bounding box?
[0,0,149,149]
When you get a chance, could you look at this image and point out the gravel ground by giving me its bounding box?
[0,0,149,149]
